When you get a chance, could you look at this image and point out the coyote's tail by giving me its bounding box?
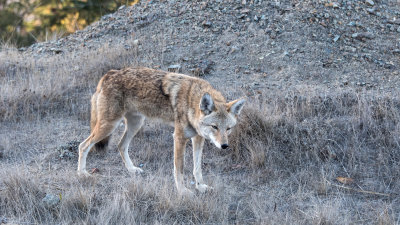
[91,76,111,152]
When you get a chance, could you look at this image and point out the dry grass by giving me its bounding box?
[1,43,400,224]
[0,38,141,122]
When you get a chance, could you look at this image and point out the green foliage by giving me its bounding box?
[0,0,138,48]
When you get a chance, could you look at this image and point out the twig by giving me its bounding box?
[324,178,392,197]
[1,217,37,225]
[295,208,313,219]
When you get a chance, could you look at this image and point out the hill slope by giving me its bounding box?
[1,1,400,224]
[21,0,400,91]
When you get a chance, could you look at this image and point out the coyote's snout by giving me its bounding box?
[77,67,245,194]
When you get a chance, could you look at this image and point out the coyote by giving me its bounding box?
[77,67,245,194]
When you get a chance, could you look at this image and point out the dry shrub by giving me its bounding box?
[229,89,400,181]
[0,171,52,224]
[58,183,95,224]
[230,106,272,169]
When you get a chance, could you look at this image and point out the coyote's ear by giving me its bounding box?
[227,98,246,116]
[200,93,215,115]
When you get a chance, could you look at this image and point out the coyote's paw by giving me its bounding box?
[77,170,91,177]
[196,183,213,193]
[127,166,143,174]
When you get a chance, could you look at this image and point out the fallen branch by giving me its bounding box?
[324,178,393,197]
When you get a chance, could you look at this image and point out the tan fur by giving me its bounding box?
[77,67,245,195]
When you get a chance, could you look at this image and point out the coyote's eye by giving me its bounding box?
[211,125,218,130]
[227,127,231,131]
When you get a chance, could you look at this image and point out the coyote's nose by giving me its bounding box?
[221,144,229,149]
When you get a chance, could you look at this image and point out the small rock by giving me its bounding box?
[365,0,374,6]
[366,8,375,14]
[230,46,240,54]
[254,15,259,21]
[0,217,8,224]
[168,64,181,73]
[118,5,126,10]
[240,8,250,14]
[393,49,400,54]
[397,27,400,33]
[384,62,395,69]
[344,46,357,52]
[351,32,374,41]
[42,193,60,208]
[197,60,214,75]
[326,2,340,8]
[333,35,340,42]
[202,21,212,28]
[363,54,373,61]
[50,48,63,54]
[374,59,385,66]
[58,141,79,159]
[238,14,246,19]
[347,21,356,26]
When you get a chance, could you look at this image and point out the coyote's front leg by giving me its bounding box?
[192,135,211,193]
[173,127,192,195]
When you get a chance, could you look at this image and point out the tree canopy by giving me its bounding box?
[0,0,138,47]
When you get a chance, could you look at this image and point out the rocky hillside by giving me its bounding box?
[19,0,400,92]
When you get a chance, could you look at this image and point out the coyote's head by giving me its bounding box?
[198,93,245,149]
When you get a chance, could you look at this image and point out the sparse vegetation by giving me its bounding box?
[1,42,400,224]
[2,0,400,224]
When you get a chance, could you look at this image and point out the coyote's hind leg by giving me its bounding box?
[118,113,145,173]
[78,120,121,176]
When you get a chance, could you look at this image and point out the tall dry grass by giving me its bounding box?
[0,39,141,122]
[1,41,400,224]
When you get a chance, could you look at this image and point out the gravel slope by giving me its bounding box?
[19,0,400,93]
